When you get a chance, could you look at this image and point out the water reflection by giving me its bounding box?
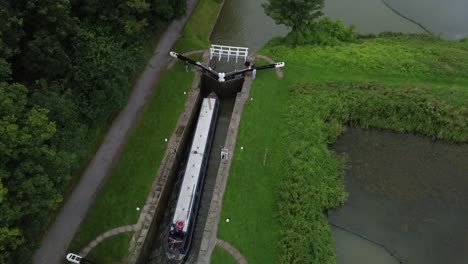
[324,0,424,34]
[211,0,468,54]
[385,0,468,39]
[332,226,399,264]
[211,0,289,51]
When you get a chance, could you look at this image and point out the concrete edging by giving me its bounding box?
[128,0,228,262]
[196,55,256,264]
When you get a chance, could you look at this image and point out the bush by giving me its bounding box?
[283,18,357,46]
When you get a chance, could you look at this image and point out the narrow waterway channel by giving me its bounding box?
[329,128,468,264]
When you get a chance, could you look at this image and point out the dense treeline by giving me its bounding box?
[0,0,185,262]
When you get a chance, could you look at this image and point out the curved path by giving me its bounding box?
[79,225,137,257]
[216,239,248,264]
[33,0,200,263]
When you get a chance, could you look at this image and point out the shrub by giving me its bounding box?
[283,18,358,46]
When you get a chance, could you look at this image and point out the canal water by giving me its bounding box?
[384,0,468,39]
[211,0,468,50]
[329,128,468,264]
[211,0,289,51]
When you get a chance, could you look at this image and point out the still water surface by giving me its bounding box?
[211,0,467,52]
[385,0,468,39]
[330,128,468,264]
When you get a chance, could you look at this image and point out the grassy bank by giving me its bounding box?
[210,246,238,264]
[213,35,468,263]
[69,0,222,262]
[174,0,222,53]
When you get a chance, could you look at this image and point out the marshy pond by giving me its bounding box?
[329,128,468,264]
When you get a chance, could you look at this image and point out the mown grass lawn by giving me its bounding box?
[210,246,238,264]
[69,0,222,262]
[215,35,468,264]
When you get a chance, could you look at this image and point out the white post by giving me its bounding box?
[66,253,82,264]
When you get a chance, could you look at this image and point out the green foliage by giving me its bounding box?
[71,32,138,125]
[0,82,64,263]
[0,0,187,261]
[283,18,357,46]
[0,1,23,60]
[262,0,324,29]
[310,82,468,141]
[0,227,23,264]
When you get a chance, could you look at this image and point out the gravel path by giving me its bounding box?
[216,239,248,264]
[79,225,138,257]
[33,1,199,263]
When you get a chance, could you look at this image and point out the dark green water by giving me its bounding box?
[329,128,468,264]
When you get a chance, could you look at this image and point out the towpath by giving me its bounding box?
[33,1,199,263]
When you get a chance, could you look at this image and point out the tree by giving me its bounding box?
[71,32,138,125]
[0,227,23,264]
[262,0,324,30]
[12,0,76,82]
[0,82,63,263]
[0,0,187,260]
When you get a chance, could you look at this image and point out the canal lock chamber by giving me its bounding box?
[141,62,246,264]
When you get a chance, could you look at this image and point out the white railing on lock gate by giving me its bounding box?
[210,44,249,63]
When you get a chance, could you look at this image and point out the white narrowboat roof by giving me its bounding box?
[172,96,217,232]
